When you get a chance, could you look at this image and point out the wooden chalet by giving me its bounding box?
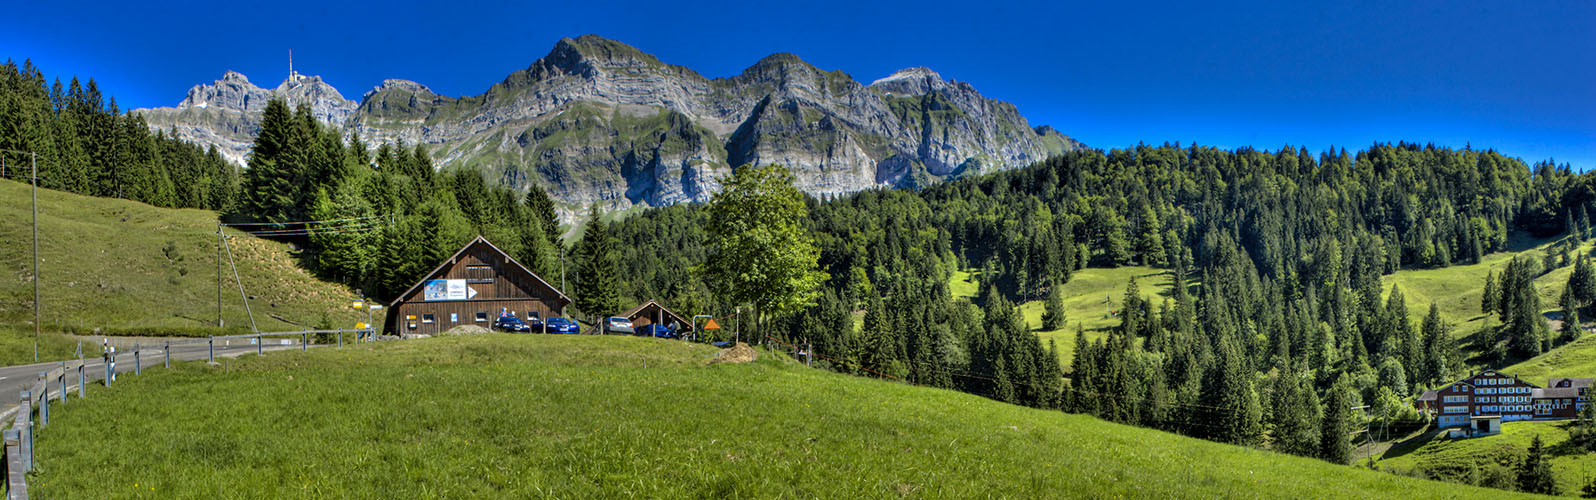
[621,300,694,332]
[386,236,571,336]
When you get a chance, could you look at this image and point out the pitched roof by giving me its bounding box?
[1533,387,1581,399]
[1549,377,1594,389]
[389,235,571,307]
[1417,390,1439,402]
[621,300,695,331]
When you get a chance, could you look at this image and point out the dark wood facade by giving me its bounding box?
[386,236,570,336]
[1420,370,1591,428]
[622,300,693,332]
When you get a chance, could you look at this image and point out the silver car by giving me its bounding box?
[604,316,634,334]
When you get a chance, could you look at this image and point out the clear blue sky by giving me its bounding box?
[6,0,1592,169]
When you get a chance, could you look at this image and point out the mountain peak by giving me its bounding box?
[220,70,251,84]
[868,67,947,94]
[551,34,663,66]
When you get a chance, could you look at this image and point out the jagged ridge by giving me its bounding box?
[134,35,1084,224]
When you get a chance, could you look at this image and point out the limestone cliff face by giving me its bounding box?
[137,71,357,167]
[135,35,1083,223]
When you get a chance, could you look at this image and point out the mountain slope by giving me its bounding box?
[134,35,1082,224]
[36,334,1537,498]
[0,178,369,342]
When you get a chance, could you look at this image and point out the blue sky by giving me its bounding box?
[6,0,1592,168]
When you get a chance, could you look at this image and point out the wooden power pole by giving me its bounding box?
[31,152,39,362]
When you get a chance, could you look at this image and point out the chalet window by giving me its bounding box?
[1443,395,1467,403]
[475,312,488,322]
[422,314,435,324]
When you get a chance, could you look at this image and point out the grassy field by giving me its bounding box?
[953,265,1175,367]
[1382,235,1585,342]
[0,179,370,364]
[33,334,1541,499]
[1378,420,1596,495]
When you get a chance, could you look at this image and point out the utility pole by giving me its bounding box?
[217,223,224,328]
[31,151,39,362]
[221,234,258,333]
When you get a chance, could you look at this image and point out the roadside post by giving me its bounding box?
[134,344,140,375]
[37,373,47,427]
[17,391,30,472]
[164,341,170,368]
[56,363,65,402]
[76,362,84,398]
[257,334,263,356]
[208,338,214,363]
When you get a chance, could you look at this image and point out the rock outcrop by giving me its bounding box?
[134,35,1083,224]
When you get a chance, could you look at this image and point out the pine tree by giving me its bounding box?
[236,99,301,223]
[1198,334,1262,445]
[1573,255,1596,307]
[1420,303,1454,386]
[1481,270,1498,316]
[524,185,562,248]
[1518,435,1559,495]
[1319,376,1355,465]
[573,208,621,323]
[1563,284,1584,345]
[1041,278,1066,330]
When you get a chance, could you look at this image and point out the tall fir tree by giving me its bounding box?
[573,208,621,323]
[1518,435,1560,495]
[1319,375,1355,465]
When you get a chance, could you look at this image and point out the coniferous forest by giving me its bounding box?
[10,58,1596,475]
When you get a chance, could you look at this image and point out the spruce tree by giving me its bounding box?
[1041,278,1067,330]
[1482,270,1498,316]
[524,185,562,248]
[1420,303,1453,386]
[572,208,621,323]
[1518,435,1559,495]
[1319,376,1355,465]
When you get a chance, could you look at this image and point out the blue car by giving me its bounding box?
[493,315,532,333]
[636,324,677,339]
[541,317,580,334]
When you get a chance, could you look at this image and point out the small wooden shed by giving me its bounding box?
[622,300,694,332]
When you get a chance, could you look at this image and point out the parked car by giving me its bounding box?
[637,324,676,339]
[493,315,532,333]
[542,317,580,334]
[603,316,634,335]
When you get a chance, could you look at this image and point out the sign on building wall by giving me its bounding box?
[423,279,475,301]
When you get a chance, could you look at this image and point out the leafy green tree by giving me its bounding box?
[702,164,828,341]
[573,208,621,322]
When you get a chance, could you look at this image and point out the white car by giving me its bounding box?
[604,316,634,334]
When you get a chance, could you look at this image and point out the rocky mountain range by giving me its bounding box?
[135,35,1083,221]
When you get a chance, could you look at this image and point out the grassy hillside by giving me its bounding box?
[0,179,369,363]
[1378,420,1595,495]
[953,266,1177,367]
[1382,234,1583,342]
[34,334,1538,498]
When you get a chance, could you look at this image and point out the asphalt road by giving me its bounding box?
[0,336,330,420]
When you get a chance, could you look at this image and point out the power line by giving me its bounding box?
[242,221,388,236]
[222,214,391,227]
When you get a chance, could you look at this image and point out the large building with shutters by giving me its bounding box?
[1416,370,1592,430]
[385,236,571,336]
